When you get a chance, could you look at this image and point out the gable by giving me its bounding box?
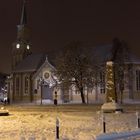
[32,57,57,88]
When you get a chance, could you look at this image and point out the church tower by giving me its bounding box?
[12,0,31,70]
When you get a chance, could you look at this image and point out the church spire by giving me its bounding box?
[12,0,31,70]
[17,0,30,41]
[20,0,27,25]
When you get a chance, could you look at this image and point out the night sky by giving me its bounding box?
[0,0,140,73]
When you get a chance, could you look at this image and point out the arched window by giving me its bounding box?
[136,70,140,91]
[100,72,105,94]
[24,76,29,94]
[16,77,19,95]
[37,79,40,89]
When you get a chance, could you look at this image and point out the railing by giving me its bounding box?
[96,111,140,140]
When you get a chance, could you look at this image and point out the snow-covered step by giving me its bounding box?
[96,130,140,140]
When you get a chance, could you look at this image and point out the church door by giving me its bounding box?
[42,85,53,100]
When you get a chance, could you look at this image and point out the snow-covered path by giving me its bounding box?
[0,105,139,140]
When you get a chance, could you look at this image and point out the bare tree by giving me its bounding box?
[55,41,96,104]
[111,38,129,104]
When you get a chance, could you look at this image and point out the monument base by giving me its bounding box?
[101,102,123,113]
[0,107,9,116]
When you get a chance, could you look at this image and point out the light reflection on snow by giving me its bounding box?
[0,106,138,140]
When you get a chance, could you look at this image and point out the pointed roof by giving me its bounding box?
[20,0,27,25]
[13,54,46,73]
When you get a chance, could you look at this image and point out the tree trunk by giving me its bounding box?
[80,87,85,104]
[87,88,89,104]
[120,90,123,104]
[95,83,98,101]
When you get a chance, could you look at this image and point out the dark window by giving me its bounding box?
[16,77,19,95]
[25,76,29,94]
[37,80,40,89]
[100,72,105,94]
[136,70,140,91]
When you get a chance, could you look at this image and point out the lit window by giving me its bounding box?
[16,43,20,49]
[27,45,30,50]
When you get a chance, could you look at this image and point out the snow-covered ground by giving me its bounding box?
[0,105,139,140]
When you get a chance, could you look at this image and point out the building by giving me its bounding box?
[7,0,60,104]
[7,0,140,104]
[0,73,8,101]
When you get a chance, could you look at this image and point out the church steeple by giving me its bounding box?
[20,0,27,25]
[12,0,31,70]
[17,0,30,41]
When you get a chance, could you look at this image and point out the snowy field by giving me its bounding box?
[0,104,139,140]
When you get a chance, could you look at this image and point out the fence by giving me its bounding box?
[96,111,140,140]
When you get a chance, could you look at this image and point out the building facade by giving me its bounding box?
[7,0,140,104]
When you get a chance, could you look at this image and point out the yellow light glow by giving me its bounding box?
[16,43,20,49]
[27,45,30,50]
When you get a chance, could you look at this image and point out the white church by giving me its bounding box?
[6,0,140,104]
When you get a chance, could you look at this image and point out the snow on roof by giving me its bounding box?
[94,44,140,64]
[127,53,140,64]
[12,45,140,73]
[13,53,46,73]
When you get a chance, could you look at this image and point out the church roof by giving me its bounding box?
[128,54,140,64]
[93,44,113,63]
[13,53,46,73]
[94,44,140,64]
[12,44,140,73]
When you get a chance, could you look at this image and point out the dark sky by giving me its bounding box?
[0,0,140,73]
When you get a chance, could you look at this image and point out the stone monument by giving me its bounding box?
[101,61,123,112]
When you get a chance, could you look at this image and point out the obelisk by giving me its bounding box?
[101,61,122,112]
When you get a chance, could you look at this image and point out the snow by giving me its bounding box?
[96,130,140,140]
[106,61,113,66]
[0,105,139,140]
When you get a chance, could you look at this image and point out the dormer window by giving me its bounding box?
[16,43,20,49]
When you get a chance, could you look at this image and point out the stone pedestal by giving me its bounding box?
[0,107,9,116]
[101,102,123,113]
